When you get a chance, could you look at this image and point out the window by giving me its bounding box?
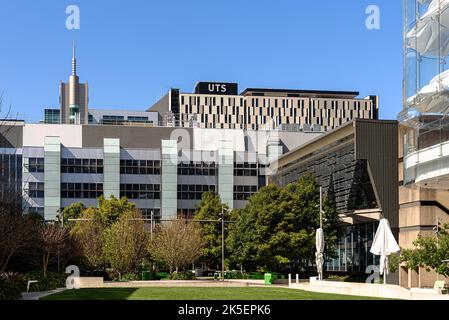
[177,184,215,200]
[120,184,160,199]
[28,182,44,198]
[61,158,103,174]
[102,115,124,125]
[27,158,44,172]
[177,161,216,176]
[233,162,257,176]
[127,116,150,123]
[233,185,258,200]
[120,159,161,175]
[139,208,161,221]
[61,183,103,198]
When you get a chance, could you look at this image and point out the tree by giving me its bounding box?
[70,207,107,271]
[0,192,36,272]
[149,219,204,274]
[400,223,449,278]
[60,202,85,227]
[193,192,229,269]
[29,224,70,277]
[97,195,136,226]
[103,210,148,279]
[227,173,340,273]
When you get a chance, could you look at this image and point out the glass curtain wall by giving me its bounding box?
[401,0,449,185]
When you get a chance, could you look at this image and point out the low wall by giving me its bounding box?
[290,280,449,300]
[76,277,104,288]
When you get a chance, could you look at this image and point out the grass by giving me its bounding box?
[41,287,383,300]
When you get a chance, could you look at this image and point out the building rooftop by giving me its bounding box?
[240,88,360,99]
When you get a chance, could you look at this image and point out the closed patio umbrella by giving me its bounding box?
[315,228,324,281]
[370,218,400,284]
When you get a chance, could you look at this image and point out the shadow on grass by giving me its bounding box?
[41,288,139,300]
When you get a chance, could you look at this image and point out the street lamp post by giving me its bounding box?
[221,205,225,281]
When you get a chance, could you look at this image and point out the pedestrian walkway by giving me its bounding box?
[21,288,66,300]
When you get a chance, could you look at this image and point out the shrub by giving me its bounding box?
[23,271,66,292]
[169,271,196,280]
[121,272,140,281]
[154,272,169,280]
[224,271,249,279]
[326,275,349,282]
[0,272,25,300]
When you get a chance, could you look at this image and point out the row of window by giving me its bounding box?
[177,184,216,200]
[178,161,217,176]
[120,160,161,175]
[61,183,104,199]
[120,184,161,199]
[61,158,104,174]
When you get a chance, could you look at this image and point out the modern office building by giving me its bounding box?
[60,42,89,125]
[148,82,378,131]
[270,119,399,280]
[0,120,324,221]
[397,0,449,288]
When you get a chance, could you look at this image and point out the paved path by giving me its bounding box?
[21,288,66,300]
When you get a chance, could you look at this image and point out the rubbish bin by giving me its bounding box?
[264,273,274,285]
[141,270,153,280]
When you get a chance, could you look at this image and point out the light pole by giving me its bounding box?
[150,210,154,241]
[220,205,225,281]
[434,216,440,281]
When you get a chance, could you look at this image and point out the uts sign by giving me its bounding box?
[194,82,238,95]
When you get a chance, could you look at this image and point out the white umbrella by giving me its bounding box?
[370,218,400,284]
[315,228,324,281]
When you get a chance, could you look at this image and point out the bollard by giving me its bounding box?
[288,274,291,287]
[296,274,299,284]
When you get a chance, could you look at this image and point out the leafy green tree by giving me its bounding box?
[70,197,139,273]
[227,173,340,273]
[97,196,136,226]
[60,202,85,227]
[400,224,449,277]
[193,192,229,269]
[103,210,148,279]
[70,207,107,271]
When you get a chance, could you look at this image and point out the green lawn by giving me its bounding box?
[41,287,382,300]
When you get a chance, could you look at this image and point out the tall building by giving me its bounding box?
[60,42,88,124]
[149,82,378,131]
[398,0,449,288]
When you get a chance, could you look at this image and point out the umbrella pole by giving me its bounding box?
[383,271,386,285]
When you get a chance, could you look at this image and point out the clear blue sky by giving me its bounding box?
[0,0,403,122]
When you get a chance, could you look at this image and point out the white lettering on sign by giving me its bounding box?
[208,84,227,93]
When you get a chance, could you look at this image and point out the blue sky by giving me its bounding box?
[0,0,402,122]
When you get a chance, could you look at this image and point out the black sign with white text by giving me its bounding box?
[194,82,238,95]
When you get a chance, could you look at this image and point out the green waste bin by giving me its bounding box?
[264,273,274,285]
[141,270,153,280]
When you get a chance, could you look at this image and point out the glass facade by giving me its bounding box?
[401,0,449,188]
[0,152,22,201]
[326,222,380,273]
[275,143,379,214]
[44,109,60,124]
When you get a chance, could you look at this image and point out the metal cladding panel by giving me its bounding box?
[82,125,193,149]
[354,120,399,229]
[0,124,23,148]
